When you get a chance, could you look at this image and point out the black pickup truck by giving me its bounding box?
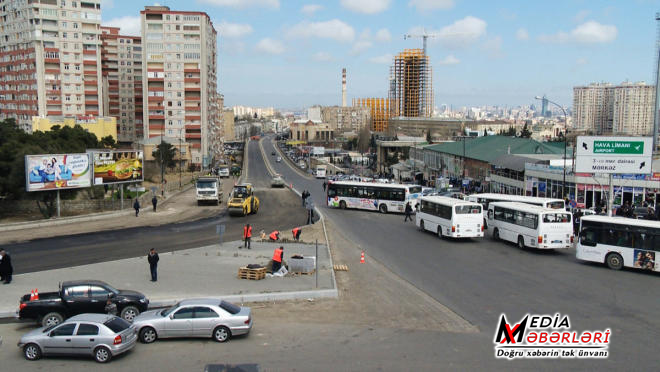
[18,280,149,327]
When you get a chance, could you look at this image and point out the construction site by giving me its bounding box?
[389,48,433,118]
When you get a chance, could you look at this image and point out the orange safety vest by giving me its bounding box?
[292,227,300,235]
[272,248,283,262]
[243,226,252,238]
[269,231,279,240]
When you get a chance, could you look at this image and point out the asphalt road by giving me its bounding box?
[263,137,660,369]
[1,140,309,274]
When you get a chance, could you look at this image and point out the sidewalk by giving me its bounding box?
[0,239,335,318]
[0,180,235,244]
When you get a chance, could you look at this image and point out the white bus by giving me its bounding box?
[468,193,566,228]
[326,181,422,213]
[416,196,484,239]
[315,165,327,179]
[576,215,660,271]
[487,202,573,249]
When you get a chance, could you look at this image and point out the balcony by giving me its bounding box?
[83,70,97,76]
[85,100,98,105]
[147,96,164,102]
[149,124,164,130]
[185,115,201,121]
[184,68,200,73]
[44,58,60,64]
[45,68,60,74]
[184,77,200,83]
[46,99,62,105]
[84,80,98,86]
[184,96,200,101]
[191,143,201,149]
[47,110,63,115]
[184,87,200,92]
[185,133,202,139]
[185,124,201,130]
[149,114,164,120]
[83,60,97,65]
[85,110,99,115]
[83,49,97,55]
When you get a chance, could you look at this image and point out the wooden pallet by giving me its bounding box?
[237,266,267,280]
[289,269,316,276]
[333,264,349,272]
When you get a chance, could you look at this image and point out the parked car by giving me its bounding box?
[18,313,137,363]
[132,299,252,344]
[18,280,149,327]
[632,207,655,219]
[271,174,286,188]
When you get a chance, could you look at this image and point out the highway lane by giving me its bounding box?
[263,137,660,369]
[1,140,307,274]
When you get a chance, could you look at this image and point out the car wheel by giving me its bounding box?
[419,220,424,231]
[493,228,500,241]
[379,204,388,214]
[24,343,42,361]
[120,306,139,322]
[517,236,525,249]
[213,326,231,343]
[606,253,624,270]
[139,327,157,344]
[339,201,347,210]
[94,346,112,363]
[42,312,64,327]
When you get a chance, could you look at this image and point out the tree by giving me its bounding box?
[520,123,532,138]
[152,142,177,173]
[99,135,116,149]
[357,125,371,152]
[426,130,432,144]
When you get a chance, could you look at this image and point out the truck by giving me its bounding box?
[227,183,259,216]
[218,165,230,178]
[17,280,149,327]
[196,176,222,205]
[315,165,327,179]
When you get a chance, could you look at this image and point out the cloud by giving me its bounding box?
[255,38,285,54]
[104,15,141,36]
[218,21,253,38]
[515,28,529,41]
[576,57,587,65]
[375,28,391,42]
[574,10,590,23]
[369,54,392,64]
[312,52,332,61]
[437,54,459,65]
[340,0,391,14]
[197,0,279,9]
[287,19,355,43]
[408,16,487,49]
[301,4,323,16]
[539,21,617,44]
[351,40,373,55]
[408,0,454,11]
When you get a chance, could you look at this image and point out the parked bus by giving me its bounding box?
[576,215,660,271]
[468,193,565,228]
[416,196,484,238]
[487,202,573,249]
[326,181,422,213]
[315,165,327,179]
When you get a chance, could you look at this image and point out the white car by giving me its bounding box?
[276,156,282,163]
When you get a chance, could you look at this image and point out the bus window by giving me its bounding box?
[327,187,336,198]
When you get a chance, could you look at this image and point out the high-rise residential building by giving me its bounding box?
[0,0,103,132]
[100,26,143,144]
[140,5,217,168]
[388,49,433,118]
[353,98,393,132]
[320,106,371,132]
[573,82,655,136]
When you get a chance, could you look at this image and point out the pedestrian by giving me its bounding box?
[292,227,301,241]
[269,230,280,241]
[271,246,284,273]
[404,202,413,222]
[307,208,316,225]
[243,223,252,249]
[322,181,326,192]
[134,198,140,217]
[148,248,159,282]
[0,249,12,284]
[152,195,158,212]
[104,295,117,316]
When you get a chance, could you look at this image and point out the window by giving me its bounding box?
[65,285,89,298]
[194,307,218,318]
[173,307,194,319]
[77,324,99,336]
[543,213,571,223]
[51,323,76,336]
[90,286,110,298]
[455,205,481,214]
[104,318,131,333]
[219,301,241,314]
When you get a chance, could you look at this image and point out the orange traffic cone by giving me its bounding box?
[29,290,35,301]
[34,289,39,300]
[360,251,365,264]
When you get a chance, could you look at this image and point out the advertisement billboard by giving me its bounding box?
[25,153,91,192]
[92,151,144,185]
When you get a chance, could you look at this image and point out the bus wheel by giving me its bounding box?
[339,201,347,210]
[419,220,424,231]
[517,236,525,249]
[493,228,499,241]
[606,253,623,270]
[379,204,388,214]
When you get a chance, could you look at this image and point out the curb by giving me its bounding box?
[272,139,315,180]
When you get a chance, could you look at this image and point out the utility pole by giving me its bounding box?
[652,13,660,153]
[179,128,182,189]
[160,134,164,197]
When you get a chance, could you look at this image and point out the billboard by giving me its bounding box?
[25,153,91,192]
[575,136,653,174]
[92,151,144,185]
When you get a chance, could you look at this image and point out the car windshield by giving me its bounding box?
[197,181,216,189]
[219,300,241,315]
[408,186,422,194]
[104,284,119,295]
[234,186,248,196]
[161,303,180,317]
[104,317,131,333]
[42,324,58,333]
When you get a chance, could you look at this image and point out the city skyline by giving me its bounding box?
[99,1,657,109]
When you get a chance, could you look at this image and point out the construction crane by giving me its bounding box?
[403,29,439,56]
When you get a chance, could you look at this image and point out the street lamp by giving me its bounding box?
[535,96,568,201]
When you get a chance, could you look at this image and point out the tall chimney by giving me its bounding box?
[342,68,347,107]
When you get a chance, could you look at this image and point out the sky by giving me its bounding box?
[101,0,659,110]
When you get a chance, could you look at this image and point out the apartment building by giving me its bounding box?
[321,105,371,132]
[573,81,655,136]
[100,26,142,144]
[0,0,103,132]
[140,5,217,167]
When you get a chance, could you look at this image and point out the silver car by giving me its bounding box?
[271,174,285,188]
[132,299,252,344]
[18,313,137,363]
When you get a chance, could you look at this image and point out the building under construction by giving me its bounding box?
[353,98,394,132]
[388,49,433,118]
